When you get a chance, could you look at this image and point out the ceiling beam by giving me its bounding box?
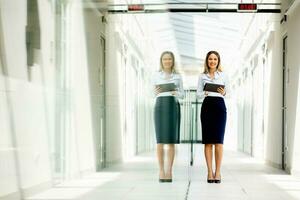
[97,2,281,14]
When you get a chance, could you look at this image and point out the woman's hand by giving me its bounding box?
[217,87,226,96]
[171,91,177,96]
[155,86,162,96]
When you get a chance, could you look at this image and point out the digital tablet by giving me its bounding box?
[203,83,225,92]
[156,83,177,92]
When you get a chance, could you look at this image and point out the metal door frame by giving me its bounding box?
[282,35,288,170]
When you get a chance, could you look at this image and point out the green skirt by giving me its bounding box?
[154,96,180,144]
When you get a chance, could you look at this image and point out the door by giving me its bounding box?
[95,36,106,170]
[282,35,288,170]
[251,57,265,158]
[243,68,252,154]
[125,55,138,157]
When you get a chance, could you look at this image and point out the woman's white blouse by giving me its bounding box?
[196,71,230,99]
[153,71,184,99]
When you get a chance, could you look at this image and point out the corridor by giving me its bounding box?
[1,0,300,200]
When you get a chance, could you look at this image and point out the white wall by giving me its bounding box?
[0,0,104,198]
[65,0,97,177]
[0,2,20,199]
[283,2,300,175]
[82,7,106,170]
[234,2,300,172]
[232,12,283,167]
[105,17,124,164]
[105,14,156,164]
[0,76,20,199]
[264,22,283,168]
[0,0,53,198]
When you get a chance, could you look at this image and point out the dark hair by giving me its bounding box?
[203,50,222,73]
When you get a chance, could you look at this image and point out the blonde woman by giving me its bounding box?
[153,51,184,182]
[197,51,230,184]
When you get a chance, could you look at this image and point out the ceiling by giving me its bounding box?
[87,0,278,86]
[143,0,245,75]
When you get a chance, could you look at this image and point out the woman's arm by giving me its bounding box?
[152,72,160,97]
[173,75,185,99]
[196,74,206,99]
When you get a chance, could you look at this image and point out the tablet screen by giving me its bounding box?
[203,83,225,93]
[156,83,177,92]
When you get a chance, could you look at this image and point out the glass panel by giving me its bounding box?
[52,0,68,184]
[180,90,202,143]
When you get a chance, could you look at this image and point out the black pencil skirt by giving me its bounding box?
[200,96,227,144]
[154,96,181,144]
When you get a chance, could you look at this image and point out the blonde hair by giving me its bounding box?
[203,51,223,74]
[159,51,178,73]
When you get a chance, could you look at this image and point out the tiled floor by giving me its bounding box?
[27,144,300,200]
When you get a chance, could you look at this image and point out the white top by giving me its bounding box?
[196,71,230,99]
[153,71,184,99]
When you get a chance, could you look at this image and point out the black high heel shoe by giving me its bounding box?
[159,178,165,183]
[214,175,221,184]
[165,173,172,183]
[164,178,172,182]
[207,175,214,183]
[159,173,165,183]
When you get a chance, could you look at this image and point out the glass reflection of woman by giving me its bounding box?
[153,51,184,183]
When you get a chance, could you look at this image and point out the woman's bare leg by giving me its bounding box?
[215,144,223,180]
[157,144,165,179]
[166,144,175,179]
[204,144,214,179]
